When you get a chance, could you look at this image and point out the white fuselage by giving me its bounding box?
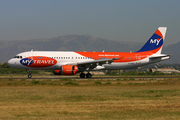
[8,51,170,71]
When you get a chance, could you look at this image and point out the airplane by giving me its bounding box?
[8,27,170,78]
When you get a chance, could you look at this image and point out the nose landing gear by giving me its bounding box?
[28,69,32,78]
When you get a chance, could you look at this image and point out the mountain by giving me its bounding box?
[0,34,179,63]
[0,35,143,63]
[162,42,180,63]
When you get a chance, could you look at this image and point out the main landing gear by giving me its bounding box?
[28,69,32,78]
[80,72,92,78]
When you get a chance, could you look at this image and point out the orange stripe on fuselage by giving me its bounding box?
[75,46,161,63]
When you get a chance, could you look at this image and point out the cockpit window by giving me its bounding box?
[14,56,22,59]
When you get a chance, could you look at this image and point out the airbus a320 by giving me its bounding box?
[8,27,170,78]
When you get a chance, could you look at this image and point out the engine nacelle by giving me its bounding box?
[53,65,78,75]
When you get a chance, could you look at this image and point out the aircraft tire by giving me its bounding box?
[80,73,85,78]
[28,74,32,78]
[86,73,92,78]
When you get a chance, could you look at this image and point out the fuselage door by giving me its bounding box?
[136,54,141,64]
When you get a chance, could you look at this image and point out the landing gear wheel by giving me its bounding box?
[80,73,85,78]
[28,69,32,78]
[28,74,32,78]
[86,73,92,78]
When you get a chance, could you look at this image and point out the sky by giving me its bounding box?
[0,0,180,46]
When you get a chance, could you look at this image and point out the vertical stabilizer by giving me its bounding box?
[137,27,167,54]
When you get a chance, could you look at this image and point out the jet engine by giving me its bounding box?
[53,65,78,75]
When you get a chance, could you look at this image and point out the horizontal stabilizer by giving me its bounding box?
[149,54,171,59]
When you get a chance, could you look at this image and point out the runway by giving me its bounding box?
[1,76,180,80]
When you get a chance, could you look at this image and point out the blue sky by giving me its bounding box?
[0,0,180,45]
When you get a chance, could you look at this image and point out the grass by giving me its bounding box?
[32,80,40,84]
[94,81,102,85]
[0,78,180,119]
[64,81,79,85]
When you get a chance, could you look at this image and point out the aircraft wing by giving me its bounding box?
[67,58,118,71]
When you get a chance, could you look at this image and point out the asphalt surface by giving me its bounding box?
[1,76,180,80]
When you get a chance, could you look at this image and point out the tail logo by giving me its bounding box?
[150,38,162,45]
[137,27,166,53]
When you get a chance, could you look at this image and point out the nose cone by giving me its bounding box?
[7,58,19,68]
[7,59,13,67]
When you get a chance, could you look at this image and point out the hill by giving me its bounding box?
[0,35,142,63]
[0,34,178,63]
[162,41,180,63]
